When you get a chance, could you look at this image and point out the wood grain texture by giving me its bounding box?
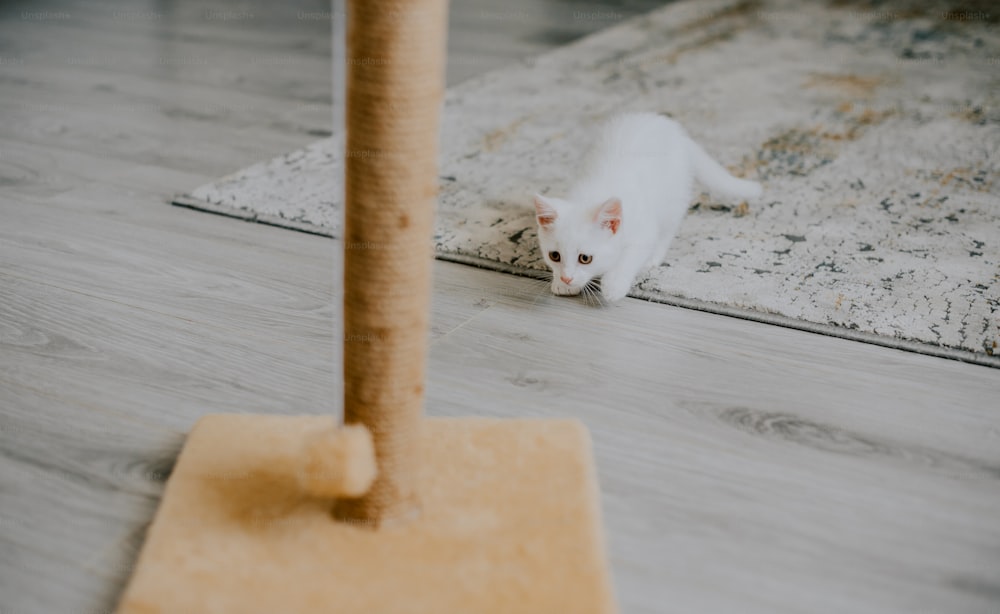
[1,0,998,613]
[420,279,1000,613]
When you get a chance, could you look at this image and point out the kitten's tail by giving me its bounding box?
[686,138,762,201]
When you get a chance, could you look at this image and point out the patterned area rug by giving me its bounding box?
[174,0,1000,366]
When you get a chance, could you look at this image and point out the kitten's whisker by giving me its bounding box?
[584,280,606,308]
[524,272,553,304]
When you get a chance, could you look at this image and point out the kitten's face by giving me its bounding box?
[534,195,622,292]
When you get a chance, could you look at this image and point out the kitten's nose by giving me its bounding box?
[560,275,573,285]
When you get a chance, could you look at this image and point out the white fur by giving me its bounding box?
[534,112,762,301]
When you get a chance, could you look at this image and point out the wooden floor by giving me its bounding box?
[1,1,998,613]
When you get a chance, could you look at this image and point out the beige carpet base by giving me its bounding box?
[116,415,616,613]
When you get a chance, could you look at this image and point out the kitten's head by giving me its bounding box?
[533,194,623,291]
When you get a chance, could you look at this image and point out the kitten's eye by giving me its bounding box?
[578,254,593,264]
[549,251,561,262]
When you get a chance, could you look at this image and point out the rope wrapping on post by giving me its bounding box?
[334,0,448,527]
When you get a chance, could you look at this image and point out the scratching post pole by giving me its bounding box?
[334,0,447,527]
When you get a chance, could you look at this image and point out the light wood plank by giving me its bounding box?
[420,277,1000,613]
[5,212,997,612]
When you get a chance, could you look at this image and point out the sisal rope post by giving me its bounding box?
[333,0,448,527]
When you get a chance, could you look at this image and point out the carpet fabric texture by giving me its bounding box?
[115,415,616,614]
[175,0,1000,366]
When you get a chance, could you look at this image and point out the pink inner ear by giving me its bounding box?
[596,197,622,234]
[534,195,558,228]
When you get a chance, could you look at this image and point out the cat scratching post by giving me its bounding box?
[115,0,616,611]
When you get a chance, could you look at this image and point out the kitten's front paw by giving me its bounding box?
[600,274,632,302]
[551,279,582,296]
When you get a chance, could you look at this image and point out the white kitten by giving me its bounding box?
[534,112,761,301]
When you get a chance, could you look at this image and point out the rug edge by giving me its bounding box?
[436,252,1000,369]
[170,195,999,369]
[172,194,335,238]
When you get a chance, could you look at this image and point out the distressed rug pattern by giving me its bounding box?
[175,0,1000,366]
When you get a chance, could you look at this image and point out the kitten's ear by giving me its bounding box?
[534,194,558,228]
[595,197,622,234]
